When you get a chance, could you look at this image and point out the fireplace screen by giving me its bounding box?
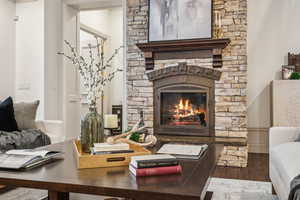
[160,91,208,127]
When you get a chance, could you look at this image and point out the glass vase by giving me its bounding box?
[81,105,104,153]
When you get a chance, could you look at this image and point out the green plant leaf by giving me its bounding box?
[290,72,300,80]
[129,132,140,142]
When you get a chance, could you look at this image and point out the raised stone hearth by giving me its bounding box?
[127,0,248,167]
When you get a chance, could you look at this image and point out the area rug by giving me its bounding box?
[0,187,47,200]
[0,178,279,200]
[208,178,279,200]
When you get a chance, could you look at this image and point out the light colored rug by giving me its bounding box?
[208,178,279,200]
[0,178,279,200]
[0,188,47,200]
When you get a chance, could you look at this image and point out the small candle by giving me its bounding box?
[215,12,222,28]
[104,114,118,129]
[215,12,219,27]
[218,14,222,28]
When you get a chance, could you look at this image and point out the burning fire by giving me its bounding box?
[174,98,206,119]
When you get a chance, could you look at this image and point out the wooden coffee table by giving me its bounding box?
[0,141,222,200]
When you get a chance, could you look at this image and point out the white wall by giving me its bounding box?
[62,4,81,139]
[15,0,45,119]
[248,0,300,153]
[80,10,109,37]
[247,0,300,129]
[44,0,63,120]
[107,7,124,108]
[0,0,16,99]
[0,0,81,140]
[80,7,124,115]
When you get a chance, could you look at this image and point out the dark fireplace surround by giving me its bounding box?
[147,62,221,137]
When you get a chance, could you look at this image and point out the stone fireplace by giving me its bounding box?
[147,63,221,137]
[127,0,248,167]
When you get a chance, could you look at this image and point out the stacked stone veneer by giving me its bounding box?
[127,0,248,167]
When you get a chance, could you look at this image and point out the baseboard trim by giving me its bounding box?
[247,127,270,154]
[247,127,269,132]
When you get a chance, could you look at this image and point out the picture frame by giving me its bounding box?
[282,65,295,80]
[148,0,213,42]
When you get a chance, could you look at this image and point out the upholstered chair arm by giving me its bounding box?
[35,120,65,144]
[269,127,300,149]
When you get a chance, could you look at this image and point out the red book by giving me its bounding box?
[129,165,182,177]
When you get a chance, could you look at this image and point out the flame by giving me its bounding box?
[173,98,206,120]
[185,99,189,110]
[179,99,184,109]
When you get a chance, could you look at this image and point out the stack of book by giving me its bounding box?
[129,155,182,177]
[91,143,134,155]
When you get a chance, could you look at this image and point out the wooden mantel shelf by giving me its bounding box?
[136,38,231,70]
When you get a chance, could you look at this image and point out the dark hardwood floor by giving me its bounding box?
[213,153,270,182]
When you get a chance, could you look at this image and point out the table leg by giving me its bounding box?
[204,191,213,200]
[272,185,277,195]
[48,191,69,200]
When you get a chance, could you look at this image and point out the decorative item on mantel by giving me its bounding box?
[282,65,295,80]
[288,52,300,72]
[214,11,223,39]
[290,72,300,80]
[59,39,123,153]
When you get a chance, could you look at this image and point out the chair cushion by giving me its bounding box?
[270,142,300,186]
[0,97,19,132]
[14,100,39,130]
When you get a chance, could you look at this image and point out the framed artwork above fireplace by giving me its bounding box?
[149,0,212,41]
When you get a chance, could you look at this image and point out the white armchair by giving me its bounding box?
[269,127,300,200]
[35,120,65,144]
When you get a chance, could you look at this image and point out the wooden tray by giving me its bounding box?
[73,140,152,169]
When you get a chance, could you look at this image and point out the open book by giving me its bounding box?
[0,149,63,170]
[157,144,208,159]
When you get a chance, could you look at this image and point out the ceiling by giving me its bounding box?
[64,0,123,10]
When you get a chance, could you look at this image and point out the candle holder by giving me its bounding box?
[214,25,223,39]
[104,114,119,136]
[214,11,223,39]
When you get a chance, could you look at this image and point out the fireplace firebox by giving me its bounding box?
[147,63,222,137]
[160,86,208,127]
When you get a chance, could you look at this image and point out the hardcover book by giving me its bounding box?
[91,149,134,155]
[93,143,129,151]
[134,159,179,169]
[130,154,177,169]
[129,165,182,177]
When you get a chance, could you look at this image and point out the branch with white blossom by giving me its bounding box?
[58,37,123,105]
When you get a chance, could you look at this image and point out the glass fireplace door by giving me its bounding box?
[160,86,209,128]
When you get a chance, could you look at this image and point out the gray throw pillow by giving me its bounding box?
[14,100,40,130]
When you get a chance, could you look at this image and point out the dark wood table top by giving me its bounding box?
[0,141,223,200]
